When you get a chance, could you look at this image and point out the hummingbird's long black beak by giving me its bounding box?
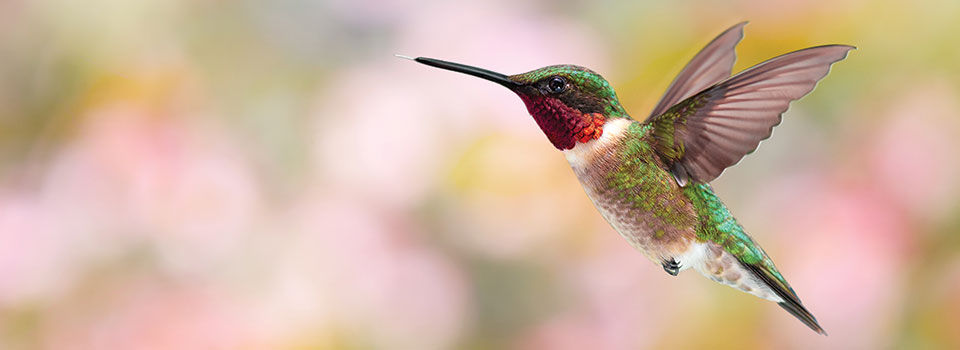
[399,55,519,89]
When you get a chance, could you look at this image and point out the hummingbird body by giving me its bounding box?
[564,118,782,302]
[404,22,852,334]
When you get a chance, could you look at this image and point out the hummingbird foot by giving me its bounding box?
[662,258,681,276]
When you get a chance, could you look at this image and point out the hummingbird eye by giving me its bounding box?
[546,76,567,94]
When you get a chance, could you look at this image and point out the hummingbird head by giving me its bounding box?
[408,57,627,150]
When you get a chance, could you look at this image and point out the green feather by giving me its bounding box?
[682,183,786,283]
[648,94,708,163]
[510,65,628,117]
[603,123,695,229]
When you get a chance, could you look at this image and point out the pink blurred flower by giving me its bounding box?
[0,98,265,309]
[268,192,468,349]
[0,194,72,302]
[40,102,262,268]
[756,174,910,348]
[312,64,443,207]
[867,81,960,226]
[518,231,675,350]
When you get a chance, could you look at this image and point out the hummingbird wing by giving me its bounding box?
[647,45,854,185]
[646,22,746,119]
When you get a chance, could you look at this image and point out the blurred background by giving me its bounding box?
[1,0,959,348]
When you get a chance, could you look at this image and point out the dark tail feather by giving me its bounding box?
[743,263,827,335]
[777,301,827,335]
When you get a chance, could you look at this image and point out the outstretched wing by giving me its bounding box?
[647,45,854,185]
[646,22,747,119]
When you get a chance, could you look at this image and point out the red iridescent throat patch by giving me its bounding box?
[519,95,605,150]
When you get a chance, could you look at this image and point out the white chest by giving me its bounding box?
[561,118,632,170]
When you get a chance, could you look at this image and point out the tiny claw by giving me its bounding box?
[662,258,681,276]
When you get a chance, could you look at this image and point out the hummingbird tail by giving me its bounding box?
[742,263,827,335]
[689,241,826,334]
[776,301,827,336]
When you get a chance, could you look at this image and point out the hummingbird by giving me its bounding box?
[401,22,852,334]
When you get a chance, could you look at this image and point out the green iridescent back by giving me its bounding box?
[682,182,788,286]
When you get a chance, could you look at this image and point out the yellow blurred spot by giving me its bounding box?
[445,134,573,196]
[79,64,192,115]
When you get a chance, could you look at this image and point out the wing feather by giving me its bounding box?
[646,22,747,119]
[649,45,854,184]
